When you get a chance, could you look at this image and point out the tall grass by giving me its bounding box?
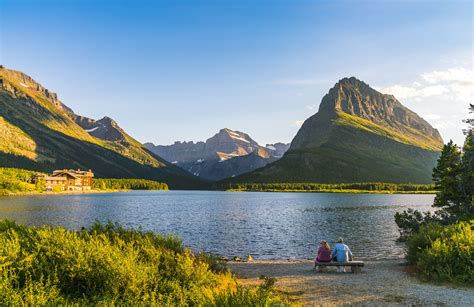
[0,220,284,305]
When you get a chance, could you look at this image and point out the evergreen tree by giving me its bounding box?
[460,104,474,217]
[432,141,467,219]
[463,104,473,135]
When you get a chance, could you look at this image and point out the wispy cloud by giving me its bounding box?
[423,114,442,120]
[293,120,304,127]
[376,66,474,101]
[422,67,474,84]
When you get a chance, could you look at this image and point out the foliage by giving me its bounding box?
[224,182,436,193]
[406,221,473,284]
[395,105,474,285]
[432,141,471,220]
[213,276,283,307]
[92,178,168,190]
[462,104,473,135]
[0,167,39,195]
[1,220,282,305]
[394,209,442,240]
[0,220,285,305]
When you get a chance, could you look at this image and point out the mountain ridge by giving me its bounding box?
[146,128,289,180]
[0,66,200,188]
[226,77,443,184]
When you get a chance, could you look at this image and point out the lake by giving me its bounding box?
[0,191,434,260]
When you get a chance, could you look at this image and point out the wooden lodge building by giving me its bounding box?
[36,169,94,191]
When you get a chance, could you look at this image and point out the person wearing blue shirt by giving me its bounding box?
[331,238,353,273]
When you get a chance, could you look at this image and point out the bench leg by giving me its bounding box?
[315,265,328,272]
[351,266,362,273]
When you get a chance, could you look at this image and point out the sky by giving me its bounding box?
[1,0,472,146]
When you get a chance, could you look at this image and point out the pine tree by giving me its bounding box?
[460,104,474,218]
[432,141,467,219]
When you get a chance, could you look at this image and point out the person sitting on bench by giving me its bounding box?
[314,240,332,265]
[331,237,353,273]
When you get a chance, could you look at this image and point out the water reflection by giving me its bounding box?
[0,191,434,260]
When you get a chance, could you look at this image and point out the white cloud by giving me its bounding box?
[422,67,474,84]
[293,120,304,127]
[423,114,441,120]
[431,120,464,131]
[377,66,473,101]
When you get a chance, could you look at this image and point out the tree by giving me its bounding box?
[395,104,474,239]
[461,105,474,217]
[432,140,469,220]
[463,104,473,135]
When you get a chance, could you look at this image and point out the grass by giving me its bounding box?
[335,111,443,151]
[0,220,286,305]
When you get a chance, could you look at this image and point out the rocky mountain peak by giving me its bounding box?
[0,66,74,116]
[314,76,443,145]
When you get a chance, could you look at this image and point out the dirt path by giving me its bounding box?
[228,259,473,305]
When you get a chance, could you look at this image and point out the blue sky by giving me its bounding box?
[1,0,472,145]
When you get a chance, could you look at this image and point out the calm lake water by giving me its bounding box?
[0,191,435,260]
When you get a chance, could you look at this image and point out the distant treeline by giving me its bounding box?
[93,178,168,191]
[0,167,41,195]
[225,182,436,193]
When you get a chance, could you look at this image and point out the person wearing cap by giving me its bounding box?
[331,237,353,272]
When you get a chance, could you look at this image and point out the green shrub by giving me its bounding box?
[0,220,239,304]
[405,222,445,264]
[407,221,473,284]
[0,167,38,195]
[213,276,283,307]
[0,220,285,305]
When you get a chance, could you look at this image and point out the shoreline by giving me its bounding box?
[0,189,130,197]
[226,189,437,194]
[228,259,473,305]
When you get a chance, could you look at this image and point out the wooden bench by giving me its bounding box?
[314,261,364,273]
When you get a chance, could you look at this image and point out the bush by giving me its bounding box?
[394,209,449,241]
[407,221,473,284]
[213,276,283,306]
[0,220,285,305]
[0,167,38,195]
[0,220,238,304]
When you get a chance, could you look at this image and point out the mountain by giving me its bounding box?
[145,129,289,180]
[0,66,200,188]
[227,77,443,184]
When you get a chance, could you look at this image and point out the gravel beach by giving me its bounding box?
[228,259,474,306]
